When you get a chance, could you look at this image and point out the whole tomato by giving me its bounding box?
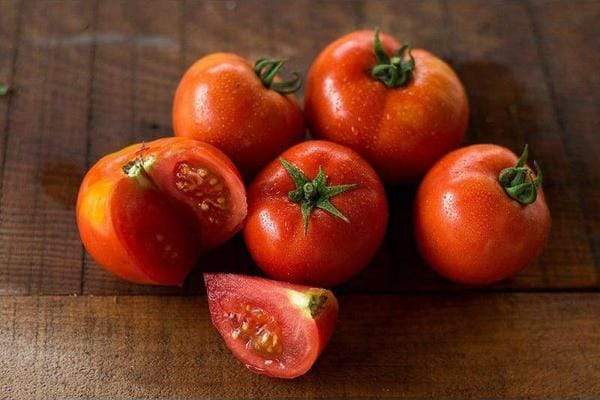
[244,140,388,287]
[305,30,469,184]
[77,137,247,285]
[173,53,305,177]
[414,144,551,285]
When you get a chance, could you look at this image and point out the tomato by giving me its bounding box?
[172,53,306,177]
[243,140,388,287]
[205,273,338,378]
[77,137,247,285]
[414,144,551,285]
[305,29,469,184]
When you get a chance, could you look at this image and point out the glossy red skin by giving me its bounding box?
[205,273,338,379]
[244,140,389,287]
[414,144,551,285]
[173,53,306,177]
[76,137,247,285]
[305,30,469,184]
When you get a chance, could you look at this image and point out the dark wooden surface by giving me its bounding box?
[0,0,598,398]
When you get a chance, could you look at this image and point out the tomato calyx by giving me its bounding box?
[280,158,357,233]
[122,149,156,189]
[254,58,302,94]
[499,145,544,205]
[287,288,331,318]
[371,29,415,88]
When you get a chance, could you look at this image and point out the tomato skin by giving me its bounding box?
[414,144,551,285]
[172,53,305,177]
[205,273,338,378]
[305,30,469,184]
[244,140,388,287]
[76,137,246,285]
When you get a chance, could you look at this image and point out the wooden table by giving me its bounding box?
[0,0,598,398]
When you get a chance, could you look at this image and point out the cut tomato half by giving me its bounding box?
[204,273,338,378]
[77,137,247,286]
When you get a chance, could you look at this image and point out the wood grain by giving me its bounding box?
[0,1,95,294]
[1,293,598,399]
[528,0,600,278]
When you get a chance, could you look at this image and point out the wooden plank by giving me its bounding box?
[81,0,184,295]
[0,1,96,294]
[0,0,22,196]
[1,293,598,399]
[0,0,22,283]
[528,0,600,272]
[0,0,21,292]
[436,0,596,288]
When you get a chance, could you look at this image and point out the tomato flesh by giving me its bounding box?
[112,178,200,285]
[224,302,283,360]
[174,162,231,226]
[205,273,338,378]
[147,140,247,251]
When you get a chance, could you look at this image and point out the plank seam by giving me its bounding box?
[1,286,600,298]
[29,1,54,295]
[80,0,101,295]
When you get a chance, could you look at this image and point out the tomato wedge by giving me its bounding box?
[204,273,338,378]
[77,138,247,285]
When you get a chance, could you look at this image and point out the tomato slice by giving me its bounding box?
[111,178,200,285]
[148,139,247,250]
[204,273,338,378]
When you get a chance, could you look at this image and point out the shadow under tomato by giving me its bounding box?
[338,183,461,294]
[184,234,259,295]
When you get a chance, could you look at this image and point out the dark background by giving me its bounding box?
[0,0,598,398]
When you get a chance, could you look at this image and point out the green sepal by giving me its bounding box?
[279,158,358,233]
[499,145,544,206]
[371,29,415,88]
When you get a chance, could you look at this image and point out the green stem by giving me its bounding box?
[254,58,302,94]
[371,29,415,88]
[122,149,156,189]
[498,145,543,205]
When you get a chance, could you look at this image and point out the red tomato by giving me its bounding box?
[205,273,338,378]
[414,144,551,285]
[77,137,247,285]
[305,30,469,184]
[172,53,305,177]
[244,140,388,287]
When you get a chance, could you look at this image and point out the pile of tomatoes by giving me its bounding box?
[77,30,550,379]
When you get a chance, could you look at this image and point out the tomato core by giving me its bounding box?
[222,303,283,362]
[174,162,231,225]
